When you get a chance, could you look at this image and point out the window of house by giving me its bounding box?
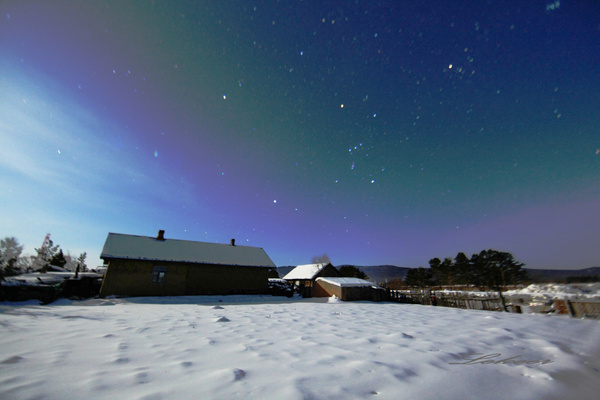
[151,266,167,284]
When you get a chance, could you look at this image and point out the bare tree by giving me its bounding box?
[77,252,88,272]
[311,254,331,264]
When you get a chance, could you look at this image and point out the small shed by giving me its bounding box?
[313,277,386,301]
[282,263,341,297]
[99,231,276,297]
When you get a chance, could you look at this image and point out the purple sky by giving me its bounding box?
[1,1,599,269]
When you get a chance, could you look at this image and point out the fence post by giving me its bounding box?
[566,300,575,317]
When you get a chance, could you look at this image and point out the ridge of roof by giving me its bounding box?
[282,263,331,280]
[100,232,276,268]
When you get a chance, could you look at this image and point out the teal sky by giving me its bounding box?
[1,1,599,269]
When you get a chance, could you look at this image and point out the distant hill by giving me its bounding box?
[276,266,295,279]
[276,265,600,285]
[524,267,600,283]
[339,265,410,284]
[276,264,410,284]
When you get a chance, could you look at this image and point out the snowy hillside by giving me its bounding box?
[1,296,599,399]
[504,283,600,300]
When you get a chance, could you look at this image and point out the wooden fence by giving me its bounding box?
[386,289,599,319]
[387,289,511,311]
[552,299,600,319]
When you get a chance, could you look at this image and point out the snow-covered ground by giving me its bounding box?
[1,296,599,400]
[504,283,600,300]
[396,283,600,301]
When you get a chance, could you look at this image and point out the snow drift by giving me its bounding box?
[1,296,599,399]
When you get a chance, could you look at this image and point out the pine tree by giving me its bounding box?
[50,249,67,268]
[429,257,454,286]
[428,258,441,286]
[454,252,472,286]
[0,237,25,278]
[470,249,526,311]
[405,267,434,288]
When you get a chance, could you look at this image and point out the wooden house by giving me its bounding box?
[282,263,341,297]
[313,277,386,301]
[99,231,276,297]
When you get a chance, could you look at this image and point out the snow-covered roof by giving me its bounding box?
[43,265,70,272]
[268,278,288,284]
[504,283,600,300]
[316,277,381,288]
[283,263,330,280]
[100,233,276,268]
[5,272,103,286]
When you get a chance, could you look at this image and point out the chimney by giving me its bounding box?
[230,238,235,246]
[157,230,165,241]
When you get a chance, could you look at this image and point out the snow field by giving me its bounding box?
[0,297,599,400]
[504,283,600,299]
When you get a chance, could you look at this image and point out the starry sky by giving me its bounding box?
[1,1,599,270]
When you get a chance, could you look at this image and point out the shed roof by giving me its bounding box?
[100,233,276,268]
[316,277,381,288]
[283,263,331,280]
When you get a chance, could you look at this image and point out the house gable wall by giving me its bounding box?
[313,279,385,301]
[286,265,342,298]
[100,259,269,297]
[313,279,342,298]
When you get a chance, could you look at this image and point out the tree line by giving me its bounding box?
[0,236,88,279]
[310,254,369,280]
[405,249,527,291]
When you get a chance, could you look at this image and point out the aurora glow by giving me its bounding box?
[1,1,599,269]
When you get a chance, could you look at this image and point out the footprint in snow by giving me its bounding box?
[139,393,163,400]
[1,356,24,364]
[233,368,246,381]
[135,371,150,384]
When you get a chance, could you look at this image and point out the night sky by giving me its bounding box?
[1,1,599,269]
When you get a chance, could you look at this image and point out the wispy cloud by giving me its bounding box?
[0,64,197,259]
